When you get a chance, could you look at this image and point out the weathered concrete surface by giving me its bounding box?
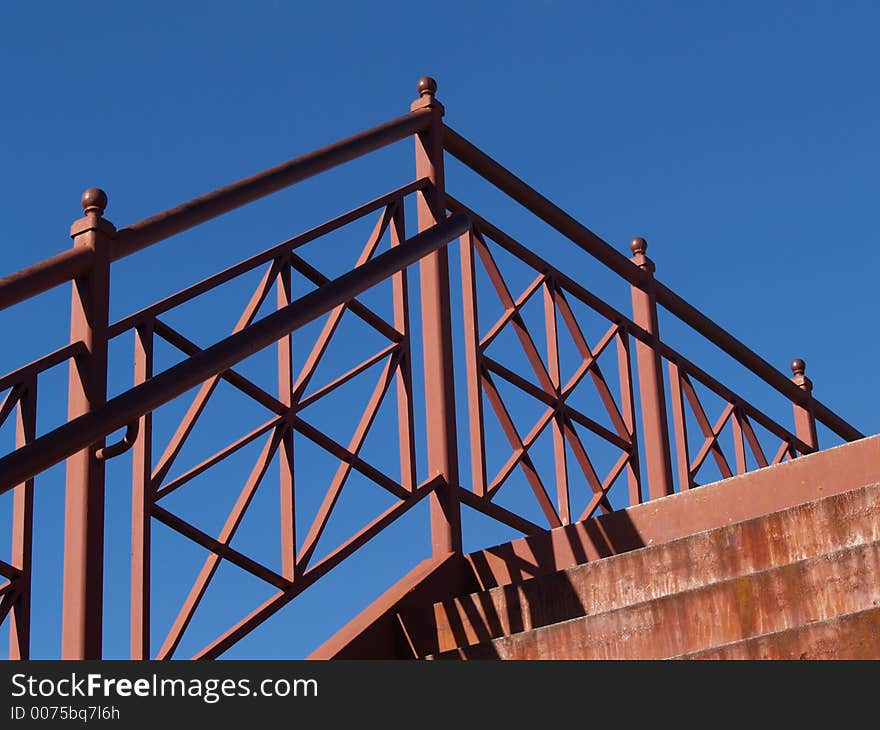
[673,607,880,660]
[429,540,880,659]
[465,435,880,590]
[403,482,880,654]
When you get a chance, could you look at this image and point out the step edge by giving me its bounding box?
[665,605,880,660]
[426,538,880,659]
[411,481,880,619]
[463,436,880,595]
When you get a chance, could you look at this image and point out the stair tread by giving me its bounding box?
[407,482,880,655]
[668,606,880,660]
[427,538,880,660]
[452,480,880,606]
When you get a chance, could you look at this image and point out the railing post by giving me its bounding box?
[790,358,818,453]
[9,378,36,659]
[629,237,674,500]
[412,77,462,555]
[62,188,114,659]
[130,320,153,659]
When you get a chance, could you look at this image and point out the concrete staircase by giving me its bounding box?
[410,483,880,658]
[312,435,880,660]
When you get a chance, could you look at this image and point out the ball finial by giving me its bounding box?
[417,76,437,97]
[791,358,806,377]
[81,187,108,217]
[630,237,647,255]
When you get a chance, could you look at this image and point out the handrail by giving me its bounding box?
[0,213,470,493]
[0,247,93,312]
[652,280,862,442]
[0,108,433,313]
[443,126,641,284]
[112,109,433,259]
[442,125,864,443]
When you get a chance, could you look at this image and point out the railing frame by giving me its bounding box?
[0,77,863,660]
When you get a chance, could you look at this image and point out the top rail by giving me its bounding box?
[112,109,433,259]
[0,108,433,313]
[0,247,93,312]
[442,124,864,443]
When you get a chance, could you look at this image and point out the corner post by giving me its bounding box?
[629,237,674,500]
[62,188,114,659]
[412,77,462,555]
[790,358,818,453]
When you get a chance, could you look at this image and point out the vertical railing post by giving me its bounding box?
[277,256,297,582]
[130,320,153,659]
[9,378,36,659]
[62,188,114,659]
[412,77,462,555]
[629,237,674,500]
[790,358,818,453]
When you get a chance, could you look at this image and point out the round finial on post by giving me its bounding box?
[791,358,806,377]
[629,236,654,273]
[81,187,108,217]
[417,76,437,98]
[411,76,442,112]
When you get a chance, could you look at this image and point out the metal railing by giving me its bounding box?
[0,77,863,660]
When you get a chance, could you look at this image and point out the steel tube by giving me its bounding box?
[9,381,36,659]
[130,322,153,660]
[653,282,859,441]
[443,126,863,443]
[0,247,93,313]
[0,213,469,493]
[0,113,428,314]
[443,125,640,283]
[112,110,432,259]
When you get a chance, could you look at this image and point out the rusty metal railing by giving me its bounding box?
[0,77,863,660]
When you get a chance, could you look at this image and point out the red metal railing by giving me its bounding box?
[0,77,863,659]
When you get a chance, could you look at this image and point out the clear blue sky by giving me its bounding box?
[1,1,877,659]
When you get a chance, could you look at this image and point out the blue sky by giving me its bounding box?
[1,1,877,659]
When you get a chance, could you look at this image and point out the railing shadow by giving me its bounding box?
[431,506,647,658]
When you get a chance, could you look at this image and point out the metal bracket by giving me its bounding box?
[95,420,139,461]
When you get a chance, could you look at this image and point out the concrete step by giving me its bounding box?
[671,607,880,660]
[427,539,880,659]
[403,482,880,655]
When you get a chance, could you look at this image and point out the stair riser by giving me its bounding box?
[675,608,880,660]
[413,485,880,653]
[466,436,880,591]
[433,541,880,659]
